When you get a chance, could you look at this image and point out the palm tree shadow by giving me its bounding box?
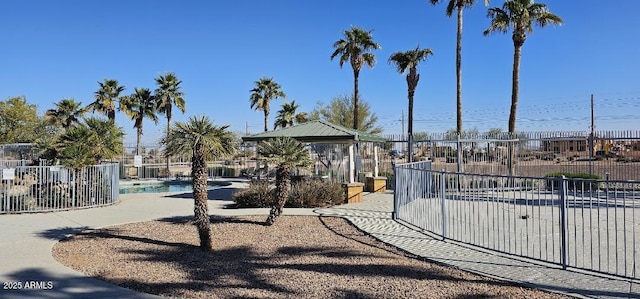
[37,226,92,240]
[155,214,268,226]
[162,186,242,202]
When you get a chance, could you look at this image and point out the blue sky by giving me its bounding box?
[1,0,639,144]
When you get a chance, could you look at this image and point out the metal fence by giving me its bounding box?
[394,161,640,280]
[384,130,640,181]
[1,163,119,214]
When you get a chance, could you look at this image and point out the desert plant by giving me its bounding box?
[232,181,276,208]
[258,137,312,225]
[287,179,344,208]
[161,115,235,251]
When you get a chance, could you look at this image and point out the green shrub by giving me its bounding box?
[232,181,275,208]
[232,179,344,208]
[287,179,344,208]
[544,172,601,191]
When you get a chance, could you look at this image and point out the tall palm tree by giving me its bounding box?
[120,88,159,156]
[44,98,86,129]
[389,46,434,162]
[331,26,380,130]
[484,0,561,133]
[258,137,312,226]
[155,72,186,177]
[250,77,286,132]
[161,116,235,251]
[429,0,489,136]
[274,101,299,129]
[88,79,125,122]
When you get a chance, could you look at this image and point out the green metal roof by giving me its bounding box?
[242,120,386,143]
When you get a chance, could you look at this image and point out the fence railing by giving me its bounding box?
[119,161,247,180]
[1,163,119,214]
[384,130,640,181]
[394,161,640,279]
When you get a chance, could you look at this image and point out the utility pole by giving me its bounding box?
[589,94,594,176]
[401,110,406,153]
[245,121,249,136]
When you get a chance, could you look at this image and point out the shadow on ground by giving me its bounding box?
[3,268,157,299]
[42,214,603,299]
[162,186,242,202]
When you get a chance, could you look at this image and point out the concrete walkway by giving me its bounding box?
[0,183,637,298]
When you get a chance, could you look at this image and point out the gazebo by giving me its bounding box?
[242,120,386,184]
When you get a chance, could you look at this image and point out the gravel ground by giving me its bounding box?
[53,215,571,299]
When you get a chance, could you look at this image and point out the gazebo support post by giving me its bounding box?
[348,143,355,183]
[373,144,379,177]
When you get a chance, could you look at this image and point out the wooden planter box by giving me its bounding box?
[365,176,387,193]
[343,182,364,203]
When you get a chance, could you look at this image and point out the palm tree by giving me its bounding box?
[389,46,434,162]
[120,88,159,156]
[161,116,235,251]
[88,79,125,122]
[274,101,299,129]
[258,137,312,226]
[44,98,86,129]
[155,72,186,177]
[250,77,286,132]
[56,118,124,205]
[294,112,309,124]
[331,26,380,130]
[429,0,489,136]
[484,0,562,133]
[83,117,125,163]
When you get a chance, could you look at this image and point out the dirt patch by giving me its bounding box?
[53,215,570,299]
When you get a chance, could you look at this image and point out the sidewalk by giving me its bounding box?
[0,185,637,298]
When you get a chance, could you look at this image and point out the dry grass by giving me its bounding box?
[53,215,571,299]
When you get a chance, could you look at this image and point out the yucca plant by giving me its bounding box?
[258,137,312,225]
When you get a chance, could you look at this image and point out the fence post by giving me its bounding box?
[392,163,397,220]
[440,170,447,241]
[559,175,569,269]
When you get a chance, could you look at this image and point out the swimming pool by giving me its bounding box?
[119,181,225,194]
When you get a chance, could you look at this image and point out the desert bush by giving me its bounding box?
[232,181,276,208]
[232,179,344,208]
[287,179,344,208]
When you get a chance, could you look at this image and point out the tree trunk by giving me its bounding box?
[509,44,522,133]
[407,71,418,163]
[266,165,290,226]
[136,124,143,156]
[352,69,360,130]
[192,144,212,251]
[263,101,269,132]
[508,36,524,179]
[456,5,464,136]
[165,116,171,178]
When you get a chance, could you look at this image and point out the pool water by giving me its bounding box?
[119,182,221,194]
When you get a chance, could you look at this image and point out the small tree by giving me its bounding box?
[258,137,312,225]
[311,95,383,134]
[161,116,236,251]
